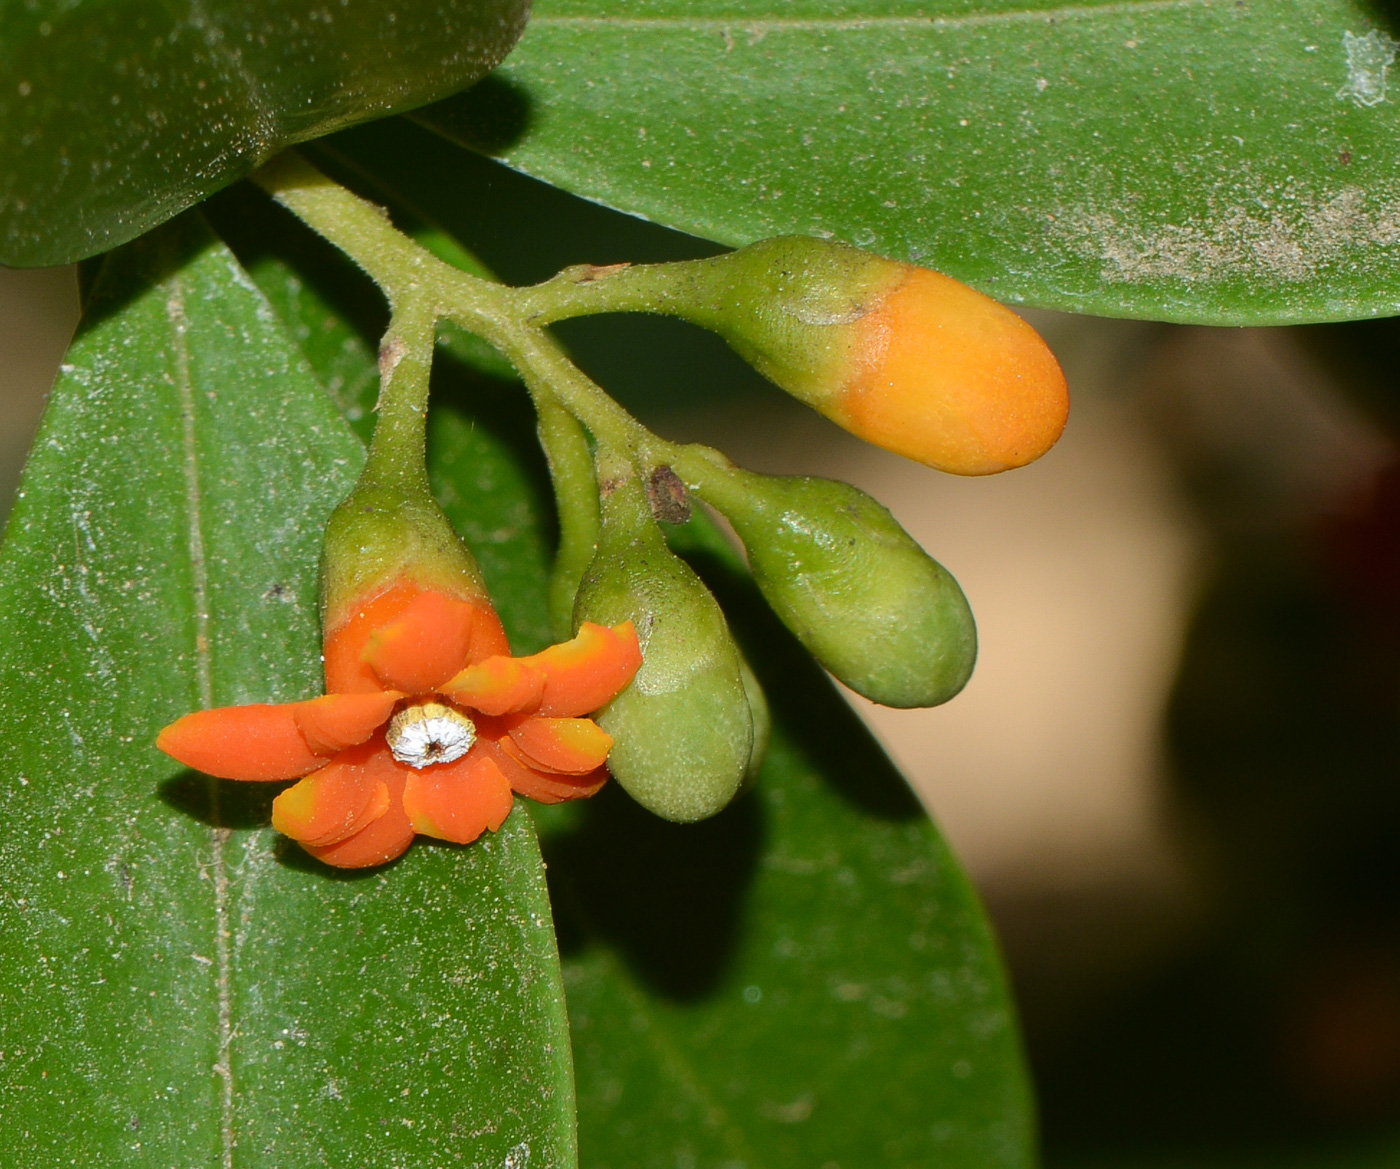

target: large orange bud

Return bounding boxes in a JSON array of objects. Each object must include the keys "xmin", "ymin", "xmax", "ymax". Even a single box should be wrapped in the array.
[
  {"xmin": 539, "ymin": 236, "xmax": 1068, "ymax": 476},
  {"xmin": 832, "ymin": 264, "xmax": 1067, "ymax": 474}
]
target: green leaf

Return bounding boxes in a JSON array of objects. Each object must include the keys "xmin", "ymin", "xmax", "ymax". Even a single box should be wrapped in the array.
[
  {"xmin": 417, "ymin": 0, "xmax": 1400, "ymax": 325},
  {"xmin": 0, "ymin": 215, "xmax": 575, "ymax": 1166},
  {"xmin": 223, "ymin": 164, "xmax": 1035, "ymax": 1167},
  {"xmin": 0, "ymin": 0, "xmax": 528, "ymax": 268}
]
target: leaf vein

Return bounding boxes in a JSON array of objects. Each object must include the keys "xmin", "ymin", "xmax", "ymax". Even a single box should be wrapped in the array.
[
  {"xmin": 531, "ymin": 0, "xmax": 1206, "ymax": 34},
  {"xmin": 167, "ymin": 270, "xmax": 236, "ymax": 1169}
]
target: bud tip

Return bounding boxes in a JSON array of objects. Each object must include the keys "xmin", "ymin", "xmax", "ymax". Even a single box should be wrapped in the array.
[{"xmin": 839, "ymin": 267, "xmax": 1068, "ymax": 475}]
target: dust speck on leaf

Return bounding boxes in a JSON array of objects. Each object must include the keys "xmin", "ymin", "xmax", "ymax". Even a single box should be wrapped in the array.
[
  {"xmin": 1058, "ymin": 183, "xmax": 1400, "ymax": 286},
  {"xmin": 1338, "ymin": 29, "xmax": 1398, "ymax": 108},
  {"xmin": 759, "ymin": 1093, "xmax": 814, "ymax": 1123}
]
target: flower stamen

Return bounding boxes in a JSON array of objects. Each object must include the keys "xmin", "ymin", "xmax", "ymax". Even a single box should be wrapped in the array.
[{"xmin": 386, "ymin": 700, "xmax": 477, "ymax": 769}]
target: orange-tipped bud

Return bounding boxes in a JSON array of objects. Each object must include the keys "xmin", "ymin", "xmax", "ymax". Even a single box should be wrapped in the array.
[
  {"xmin": 834, "ymin": 266, "xmax": 1067, "ymax": 475},
  {"xmin": 697, "ymin": 238, "xmax": 1067, "ymax": 475},
  {"xmin": 568, "ymin": 236, "xmax": 1067, "ymax": 475}
]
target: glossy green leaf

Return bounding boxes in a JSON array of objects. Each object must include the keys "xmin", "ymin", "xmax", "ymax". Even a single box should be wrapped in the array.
[
  {"xmin": 0, "ymin": 216, "xmax": 574, "ymax": 1166},
  {"xmin": 0, "ymin": 0, "xmax": 528, "ymax": 268},
  {"xmin": 220, "ymin": 164, "xmax": 1035, "ymax": 1167},
  {"xmin": 418, "ymin": 0, "xmax": 1400, "ymax": 325}
]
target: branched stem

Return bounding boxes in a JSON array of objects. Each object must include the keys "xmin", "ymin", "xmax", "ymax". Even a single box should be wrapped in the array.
[{"xmin": 252, "ymin": 150, "xmax": 748, "ymax": 518}]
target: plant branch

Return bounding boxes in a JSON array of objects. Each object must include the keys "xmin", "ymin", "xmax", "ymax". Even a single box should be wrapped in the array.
[{"xmin": 253, "ymin": 149, "xmax": 753, "ymax": 507}]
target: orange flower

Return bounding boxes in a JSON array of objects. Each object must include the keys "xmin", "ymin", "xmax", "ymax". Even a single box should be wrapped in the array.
[{"xmin": 158, "ymin": 577, "xmax": 642, "ymax": 868}]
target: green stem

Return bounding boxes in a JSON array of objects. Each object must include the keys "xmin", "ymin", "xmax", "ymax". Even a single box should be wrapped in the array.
[
  {"xmin": 513, "ymin": 260, "xmax": 706, "ymax": 325},
  {"xmin": 253, "ymin": 152, "xmax": 502, "ymax": 322},
  {"xmin": 253, "ymin": 150, "xmax": 755, "ymax": 511},
  {"xmin": 537, "ymin": 395, "xmax": 601, "ymax": 640},
  {"xmin": 486, "ymin": 321, "xmax": 657, "ymax": 459},
  {"xmin": 362, "ymin": 305, "xmax": 437, "ymax": 493}
]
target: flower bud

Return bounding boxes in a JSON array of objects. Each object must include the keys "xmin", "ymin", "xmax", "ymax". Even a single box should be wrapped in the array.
[
  {"xmin": 573, "ymin": 467, "xmax": 753, "ymax": 822},
  {"xmin": 575, "ymin": 237, "xmax": 1067, "ymax": 475},
  {"xmin": 693, "ymin": 465, "xmax": 976, "ymax": 708}
]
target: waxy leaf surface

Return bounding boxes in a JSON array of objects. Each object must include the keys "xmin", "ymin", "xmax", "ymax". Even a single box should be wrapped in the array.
[
  {"xmin": 223, "ymin": 153, "xmax": 1035, "ymax": 1168},
  {"xmin": 418, "ymin": 0, "xmax": 1400, "ymax": 324},
  {"xmin": 0, "ymin": 0, "xmax": 527, "ymax": 266},
  {"xmin": 0, "ymin": 217, "xmax": 575, "ymax": 1167}
]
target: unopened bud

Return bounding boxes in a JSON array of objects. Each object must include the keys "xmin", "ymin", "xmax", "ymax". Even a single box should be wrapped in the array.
[
  {"xmin": 569, "ymin": 237, "xmax": 1067, "ymax": 475},
  {"xmin": 693, "ymin": 465, "xmax": 976, "ymax": 708},
  {"xmin": 574, "ymin": 468, "xmax": 753, "ymax": 821}
]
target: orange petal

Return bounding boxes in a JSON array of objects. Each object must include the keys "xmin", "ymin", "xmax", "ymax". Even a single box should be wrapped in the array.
[
  {"xmin": 401, "ymin": 746, "xmax": 514, "ymax": 844},
  {"xmin": 442, "ymin": 656, "xmax": 545, "ymax": 716},
  {"xmin": 157, "ymin": 704, "xmax": 324, "ymax": 781},
  {"xmin": 302, "ymin": 765, "xmax": 416, "ymax": 869},
  {"xmin": 466, "ymin": 605, "xmax": 511, "ymax": 664},
  {"xmin": 271, "ymin": 745, "xmax": 393, "ymax": 848},
  {"xmin": 362, "ymin": 588, "xmax": 484, "ymax": 693},
  {"xmin": 293, "ymin": 691, "xmax": 402, "ymax": 755},
  {"xmin": 527, "ymin": 622, "xmax": 643, "ymax": 717},
  {"xmin": 489, "ymin": 739, "xmax": 609, "ymax": 804},
  {"xmin": 507, "ymin": 716, "xmax": 613, "ymax": 775},
  {"xmin": 323, "ymin": 581, "xmax": 422, "ymax": 694}
]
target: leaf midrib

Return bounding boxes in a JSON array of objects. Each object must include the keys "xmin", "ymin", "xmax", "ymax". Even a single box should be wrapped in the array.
[
  {"xmin": 530, "ymin": 0, "xmax": 1205, "ymax": 34},
  {"xmin": 166, "ymin": 262, "xmax": 236, "ymax": 1169}
]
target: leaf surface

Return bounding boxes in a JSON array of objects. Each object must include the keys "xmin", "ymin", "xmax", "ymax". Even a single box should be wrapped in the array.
[
  {"xmin": 223, "ymin": 157, "xmax": 1036, "ymax": 1168},
  {"xmin": 0, "ymin": 216, "xmax": 574, "ymax": 1167},
  {"xmin": 418, "ymin": 0, "xmax": 1400, "ymax": 324},
  {"xmin": 0, "ymin": 0, "xmax": 527, "ymax": 266}
]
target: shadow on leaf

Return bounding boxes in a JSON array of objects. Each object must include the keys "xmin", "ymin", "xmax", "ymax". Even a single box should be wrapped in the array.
[
  {"xmin": 540, "ymin": 514, "xmax": 925, "ymax": 1003},
  {"xmin": 158, "ymin": 769, "xmax": 281, "ymax": 830},
  {"xmin": 272, "ymin": 833, "xmax": 403, "ymax": 880},
  {"xmin": 74, "ymin": 213, "xmax": 212, "ymax": 338},
  {"xmin": 410, "ymin": 73, "xmax": 535, "ymax": 156},
  {"xmin": 543, "ymin": 781, "xmax": 765, "ymax": 1002}
]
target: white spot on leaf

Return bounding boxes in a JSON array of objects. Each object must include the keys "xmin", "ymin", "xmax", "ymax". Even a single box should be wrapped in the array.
[{"xmin": 1339, "ymin": 29, "xmax": 1398, "ymax": 108}]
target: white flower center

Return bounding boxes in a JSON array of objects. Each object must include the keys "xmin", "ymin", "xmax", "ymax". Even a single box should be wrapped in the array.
[{"xmin": 385, "ymin": 701, "xmax": 477, "ymax": 769}]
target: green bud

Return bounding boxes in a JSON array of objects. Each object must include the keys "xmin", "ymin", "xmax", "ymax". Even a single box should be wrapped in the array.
[
  {"xmin": 693, "ymin": 466, "xmax": 976, "ymax": 708},
  {"xmin": 574, "ymin": 466, "xmax": 752, "ymax": 822}
]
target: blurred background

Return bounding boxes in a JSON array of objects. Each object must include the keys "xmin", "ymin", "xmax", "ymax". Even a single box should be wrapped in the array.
[{"xmin": 7, "ymin": 141, "xmax": 1400, "ymax": 1166}]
